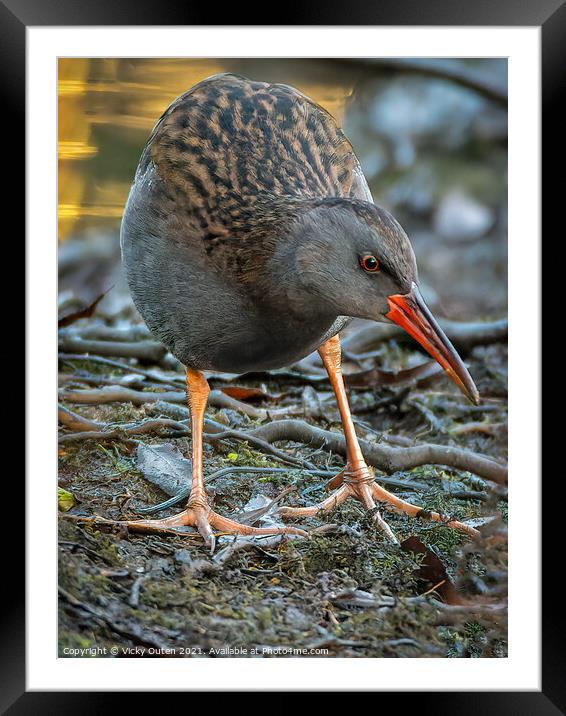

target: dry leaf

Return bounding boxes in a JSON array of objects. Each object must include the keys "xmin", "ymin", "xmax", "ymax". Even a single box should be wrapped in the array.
[
  {"xmin": 58, "ymin": 487, "xmax": 76, "ymax": 512},
  {"xmin": 401, "ymin": 535, "xmax": 464, "ymax": 605},
  {"xmin": 218, "ymin": 385, "xmax": 282, "ymax": 402},
  {"xmin": 136, "ymin": 443, "xmax": 191, "ymax": 496},
  {"xmin": 58, "ymin": 286, "xmax": 112, "ymax": 327}
]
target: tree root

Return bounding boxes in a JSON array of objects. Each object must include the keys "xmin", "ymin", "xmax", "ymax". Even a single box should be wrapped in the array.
[
  {"xmin": 244, "ymin": 419, "xmax": 507, "ymax": 484},
  {"xmin": 58, "ymin": 332, "xmax": 167, "ymax": 362},
  {"xmin": 59, "ymin": 385, "xmax": 295, "ymax": 420},
  {"xmin": 341, "ymin": 318, "xmax": 507, "ymax": 356},
  {"xmin": 59, "ymin": 406, "xmax": 506, "ymax": 484}
]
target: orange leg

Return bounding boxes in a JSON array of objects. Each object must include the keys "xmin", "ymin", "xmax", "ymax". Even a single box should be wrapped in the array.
[
  {"xmin": 278, "ymin": 335, "xmax": 479, "ymax": 542},
  {"xmin": 115, "ymin": 368, "xmax": 306, "ymax": 551}
]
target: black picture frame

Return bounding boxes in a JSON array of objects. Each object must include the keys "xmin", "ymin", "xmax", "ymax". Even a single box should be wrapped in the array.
[{"xmin": 11, "ymin": 0, "xmax": 556, "ymax": 711}]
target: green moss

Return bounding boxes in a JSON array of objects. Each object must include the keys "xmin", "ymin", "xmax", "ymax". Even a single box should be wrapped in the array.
[
  {"xmin": 220, "ymin": 442, "xmax": 280, "ymax": 469},
  {"xmin": 98, "ymin": 443, "xmax": 141, "ymax": 477},
  {"xmin": 57, "ymin": 333, "xmax": 507, "ymax": 658}
]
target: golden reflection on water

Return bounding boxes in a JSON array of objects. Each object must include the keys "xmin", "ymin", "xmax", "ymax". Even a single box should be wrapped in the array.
[{"xmin": 58, "ymin": 59, "xmax": 354, "ymax": 241}]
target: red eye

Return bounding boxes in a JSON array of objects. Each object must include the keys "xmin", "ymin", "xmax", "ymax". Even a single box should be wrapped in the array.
[{"xmin": 361, "ymin": 255, "xmax": 380, "ymax": 272}]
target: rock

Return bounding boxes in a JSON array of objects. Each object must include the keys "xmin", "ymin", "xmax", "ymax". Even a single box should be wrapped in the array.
[
  {"xmin": 367, "ymin": 79, "xmax": 484, "ymax": 160},
  {"xmin": 284, "ymin": 606, "xmax": 311, "ymax": 631},
  {"xmin": 174, "ymin": 549, "xmax": 193, "ymax": 566},
  {"xmin": 150, "ymin": 557, "xmax": 172, "ymax": 574},
  {"xmin": 434, "ymin": 190, "xmax": 495, "ymax": 241}
]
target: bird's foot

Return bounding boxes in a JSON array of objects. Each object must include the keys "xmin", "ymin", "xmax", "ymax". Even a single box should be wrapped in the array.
[
  {"xmin": 277, "ymin": 463, "xmax": 479, "ymax": 543},
  {"xmin": 111, "ymin": 503, "xmax": 307, "ymax": 554}
]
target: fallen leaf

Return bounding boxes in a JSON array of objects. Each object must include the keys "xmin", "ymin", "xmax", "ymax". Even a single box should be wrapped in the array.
[
  {"xmin": 136, "ymin": 443, "xmax": 191, "ymax": 497},
  {"xmin": 58, "ymin": 487, "xmax": 76, "ymax": 512},
  {"xmin": 57, "ymin": 286, "xmax": 112, "ymax": 327},
  {"xmin": 217, "ymin": 386, "xmax": 282, "ymax": 402},
  {"xmin": 234, "ymin": 488, "xmax": 294, "ymax": 527},
  {"xmin": 401, "ymin": 536, "xmax": 464, "ymax": 605}
]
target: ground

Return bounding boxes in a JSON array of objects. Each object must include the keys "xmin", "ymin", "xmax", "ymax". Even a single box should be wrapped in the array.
[{"xmin": 58, "ymin": 337, "xmax": 507, "ymax": 659}]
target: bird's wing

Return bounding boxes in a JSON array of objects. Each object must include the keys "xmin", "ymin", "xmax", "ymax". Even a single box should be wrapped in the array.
[
  {"xmin": 349, "ymin": 162, "xmax": 374, "ymax": 203},
  {"xmin": 142, "ymin": 73, "xmax": 373, "ymax": 213}
]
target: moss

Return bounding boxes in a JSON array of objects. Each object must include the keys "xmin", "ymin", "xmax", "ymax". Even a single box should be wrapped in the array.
[
  {"xmin": 425, "ymin": 524, "xmax": 466, "ymax": 552},
  {"xmin": 440, "ymin": 621, "xmax": 489, "ymax": 658},
  {"xmin": 57, "ymin": 338, "xmax": 507, "ymax": 658},
  {"xmin": 140, "ymin": 578, "xmax": 199, "ymax": 608},
  {"xmin": 220, "ymin": 442, "xmax": 280, "ymax": 469}
]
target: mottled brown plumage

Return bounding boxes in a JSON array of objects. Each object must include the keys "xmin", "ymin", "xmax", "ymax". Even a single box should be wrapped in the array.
[
  {"xmin": 143, "ymin": 73, "xmax": 366, "ymax": 206},
  {"xmin": 135, "ymin": 74, "xmax": 383, "ymax": 283}
]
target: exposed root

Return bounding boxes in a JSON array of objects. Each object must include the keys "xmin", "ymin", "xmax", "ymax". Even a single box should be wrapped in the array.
[
  {"xmin": 59, "ymin": 385, "xmax": 295, "ymax": 420},
  {"xmin": 247, "ymin": 419, "xmax": 507, "ymax": 483}
]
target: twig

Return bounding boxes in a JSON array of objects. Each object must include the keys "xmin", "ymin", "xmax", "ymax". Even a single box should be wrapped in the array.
[
  {"xmin": 57, "ymin": 406, "xmax": 314, "ymax": 469},
  {"xmin": 58, "ymin": 385, "xmax": 294, "ymax": 420},
  {"xmin": 58, "ymin": 417, "xmax": 187, "ymax": 444},
  {"xmin": 408, "ymin": 397, "xmax": 448, "ymax": 434},
  {"xmin": 58, "ymin": 331, "xmax": 167, "ymax": 362},
  {"xmin": 59, "ymin": 407, "xmax": 506, "ymax": 482},
  {"xmin": 58, "ymin": 288, "xmax": 112, "ymax": 328},
  {"xmin": 345, "ymin": 361, "xmax": 443, "ymax": 389},
  {"xmin": 450, "ymin": 421, "xmax": 505, "ymax": 436},
  {"xmin": 406, "ymin": 597, "xmax": 508, "ymax": 626},
  {"xmin": 244, "ymin": 419, "xmax": 507, "ymax": 483},
  {"xmin": 128, "ymin": 574, "xmax": 149, "ymax": 608},
  {"xmin": 341, "ymin": 319, "xmax": 507, "ymax": 356},
  {"xmin": 58, "ymin": 405, "xmax": 102, "ymax": 431},
  {"xmin": 213, "ymin": 533, "xmax": 305, "ymax": 566},
  {"xmin": 136, "ymin": 465, "xmax": 435, "ymax": 515},
  {"xmin": 60, "ymin": 353, "xmax": 186, "ymax": 388},
  {"xmin": 58, "ymin": 586, "xmax": 172, "ymax": 649},
  {"xmin": 70, "ymin": 324, "xmax": 151, "ymax": 342},
  {"xmin": 328, "ymin": 58, "xmax": 507, "ymax": 107},
  {"xmin": 203, "ymin": 420, "xmax": 317, "ymax": 469},
  {"xmin": 434, "ymin": 399, "xmax": 505, "ymax": 415},
  {"xmin": 379, "ymin": 58, "xmax": 507, "ymax": 107},
  {"xmin": 327, "ymin": 587, "xmax": 507, "ymax": 626},
  {"xmin": 136, "ymin": 466, "xmax": 328, "ymax": 514}
]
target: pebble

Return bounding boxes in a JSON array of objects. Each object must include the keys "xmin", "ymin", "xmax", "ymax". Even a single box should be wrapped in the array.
[{"xmin": 434, "ymin": 190, "xmax": 495, "ymax": 241}]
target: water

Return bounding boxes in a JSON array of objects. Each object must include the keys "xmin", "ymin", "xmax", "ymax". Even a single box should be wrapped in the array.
[
  {"xmin": 58, "ymin": 58, "xmax": 355, "ymax": 242},
  {"xmin": 58, "ymin": 58, "xmax": 507, "ymax": 317}
]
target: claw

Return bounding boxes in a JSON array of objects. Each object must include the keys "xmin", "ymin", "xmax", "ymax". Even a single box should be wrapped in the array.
[
  {"xmin": 193, "ymin": 509, "xmax": 216, "ymax": 554},
  {"xmin": 368, "ymin": 507, "xmax": 399, "ymax": 544}
]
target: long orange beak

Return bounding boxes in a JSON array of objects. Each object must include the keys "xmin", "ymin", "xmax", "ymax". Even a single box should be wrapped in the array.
[{"xmin": 386, "ymin": 283, "xmax": 480, "ymax": 405}]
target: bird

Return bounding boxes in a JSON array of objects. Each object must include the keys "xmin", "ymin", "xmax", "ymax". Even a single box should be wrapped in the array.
[{"xmin": 120, "ymin": 73, "xmax": 480, "ymax": 550}]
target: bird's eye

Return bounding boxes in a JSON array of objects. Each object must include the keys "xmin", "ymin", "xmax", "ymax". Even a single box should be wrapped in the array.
[{"xmin": 361, "ymin": 255, "xmax": 380, "ymax": 273}]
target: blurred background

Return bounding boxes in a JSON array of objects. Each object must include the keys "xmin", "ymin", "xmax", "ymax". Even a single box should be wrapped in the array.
[{"xmin": 58, "ymin": 58, "xmax": 507, "ymax": 322}]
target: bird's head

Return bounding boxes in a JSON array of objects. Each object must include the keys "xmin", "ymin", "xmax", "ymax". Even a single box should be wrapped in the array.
[{"xmin": 282, "ymin": 199, "xmax": 479, "ymax": 404}]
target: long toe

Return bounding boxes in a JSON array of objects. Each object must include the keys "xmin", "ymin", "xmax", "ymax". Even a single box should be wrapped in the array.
[
  {"xmin": 370, "ymin": 481, "xmax": 480, "ymax": 539},
  {"xmin": 209, "ymin": 511, "xmax": 308, "ymax": 538},
  {"xmin": 278, "ymin": 484, "xmax": 351, "ymax": 519},
  {"xmin": 277, "ymin": 466, "xmax": 479, "ymax": 543},
  {"xmin": 190, "ymin": 507, "xmax": 216, "ymax": 554},
  {"xmin": 354, "ymin": 482, "xmax": 399, "ymax": 544},
  {"xmin": 100, "ymin": 511, "xmax": 192, "ymax": 536},
  {"xmin": 94, "ymin": 506, "xmax": 307, "ymax": 545}
]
